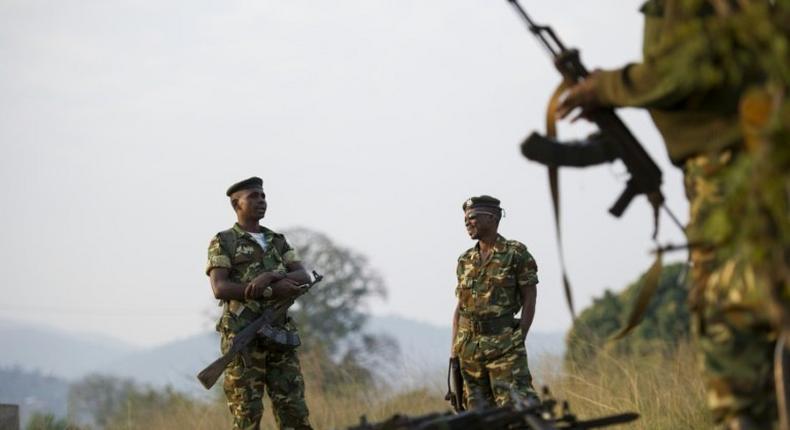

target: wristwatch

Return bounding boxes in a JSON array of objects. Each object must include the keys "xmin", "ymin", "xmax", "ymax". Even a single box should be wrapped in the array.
[{"xmin": 262, "ymin": 286, "xmax": 273, "ymax": 298}]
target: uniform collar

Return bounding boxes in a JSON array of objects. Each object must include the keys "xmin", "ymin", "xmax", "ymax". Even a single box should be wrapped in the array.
[
  {"xmin": 475, "ymin": 234, "xmax": 508, "ymax": 254},
  {"xmin": 232, "ymin": 223, "xmax": 271, "ymax": 239}
]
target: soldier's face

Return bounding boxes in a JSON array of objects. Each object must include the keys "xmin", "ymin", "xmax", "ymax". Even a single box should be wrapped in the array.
[
  {"xmin": 464, "ymin": 210, "xmax": 496, "ymax": 239},
  {"xmin": 234, "ymin": 188, "xmax": 267, "ymax": 220}
]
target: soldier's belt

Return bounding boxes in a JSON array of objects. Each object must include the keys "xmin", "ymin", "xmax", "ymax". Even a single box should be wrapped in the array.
[{"xmin": 458, "ymin": 314, "xmax": 517, "ymax": 335}]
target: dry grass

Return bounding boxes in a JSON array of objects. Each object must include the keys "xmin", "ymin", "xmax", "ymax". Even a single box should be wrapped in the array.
[
  {"xmin": 103, "ymin": 343, "xmax": 711, "ymax": 430},
  {"xmin": 534, "ymin": 342, "xmax": 711, "ymax": 430}
]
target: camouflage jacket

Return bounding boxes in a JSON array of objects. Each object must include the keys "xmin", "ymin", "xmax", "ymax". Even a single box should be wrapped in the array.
[
  {"xmin": 206, "ymin": 223, "xmax": 300, "ymax": 333},
  {"xmin": 594, "ymin": 0, "xmax": 751, "ymax": 164},
  {"xmin": 454, "ymin": 235, "xmax": 538, "ymax": 360},
  {"xmin": 455, "ymin": 235, "xmax": 538, "ymax": 321}
]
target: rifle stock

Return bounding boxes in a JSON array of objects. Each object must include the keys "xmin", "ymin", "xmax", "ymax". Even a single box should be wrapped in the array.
[{"xmin": 197, "ymin": 353, "xmax": 235, "ymax": 389}]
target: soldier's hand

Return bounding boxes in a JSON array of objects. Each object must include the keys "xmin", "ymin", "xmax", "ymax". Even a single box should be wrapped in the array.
[
  {"xmin": 557, "ymin": 70, "xmax": 603, "ymax": 121},
  {"xmin": 271, "ymin": 278, "xmax": 303, "ymax": 298},
  {"xmin": 244, "ymin": 272, "xmax": 285, "ymax": 299},
  {"xmin": 250, "ymin": 271, "xmax": 284, "ymax": 289}
]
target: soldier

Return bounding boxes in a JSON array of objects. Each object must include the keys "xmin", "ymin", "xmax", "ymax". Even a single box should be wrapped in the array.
[
  {"xmin": 450, "ymin": 195, "xmax": 540, "ymax": 409},
  {"xmin": 206, "ymin": 177, "xmax": 313, "ymax": 430},
  {"xmin": 555, "ymin": 1, "xmax": 787, "ymax": 428}
]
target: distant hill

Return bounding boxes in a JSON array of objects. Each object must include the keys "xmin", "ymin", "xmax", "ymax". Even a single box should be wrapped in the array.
[
  {"xmin": 98, "ymin": 332, "xmax": 218, "ymax": 396},
  {"xmin": 0, "ymin": 316, "xmax": 565, "ymax": 396},
  {"xmin": 0, "ymin": 319, "xmax": 136, "ymax": 379}
]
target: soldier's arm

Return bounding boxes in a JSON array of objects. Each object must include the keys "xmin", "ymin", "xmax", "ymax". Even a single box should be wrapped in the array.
[
  {"xmin": 283, "ymin": 261, "xmax": 311, "ymax": 285},
  {"xmin": 209, "ymin": 268, "xmax": 247, "ymax": 301},
  {"xmin": 519, "ymin": 284, "xmax": 537, "ymax": 342},
  {"xmin": 517, "ymin": 250, "xmax": 539, "ymax": 341},
  {"xmin": 264, "ymin": 237, "xmax": 311, "ymax": 298},
  {"xmin": 262, "ymin": 262, "xmax": 311, "ymax": 299},
  {"xmin": 594, "ymin": 60, "xmax": 694, "ymax": 109},
  {"xmin": 206, "ymin": 235, "xmax": 248, "ymax": 301},
  {"xmin": 450, "ymin": 302, "xmax": 460, "ymax": 358},
  {"xmin": 276, "ymin": 236, "xmax": 311, "ymax": 286}
]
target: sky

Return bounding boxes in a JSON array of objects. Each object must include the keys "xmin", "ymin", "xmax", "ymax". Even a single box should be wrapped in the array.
[{"xmin": 0, "ymin": 0, "xmax": 689, "ymax": 348}]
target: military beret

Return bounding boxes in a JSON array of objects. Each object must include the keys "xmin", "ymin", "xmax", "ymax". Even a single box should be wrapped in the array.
[
  {"xmin": 462, "ymin": 195, "xmax": 502, "ymax": 211},
  {"xmin": 226, "ymin": 177, "xmax": 263, "ymax": 196}
]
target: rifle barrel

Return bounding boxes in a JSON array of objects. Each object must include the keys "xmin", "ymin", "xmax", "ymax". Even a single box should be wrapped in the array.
[{"xmin": 507, "ymin": 0, "xmax": 563, "ymax": 57}]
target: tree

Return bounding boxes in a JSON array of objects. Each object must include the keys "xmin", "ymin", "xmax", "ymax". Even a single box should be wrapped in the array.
[
  {"xmin": 283, "ymin": 228, "xmax": 398, "ymax": 387},
  {"xmin": 67, "ymin": 374, "xmax": 135, "ymax": 428},
  {"xmin": 566, "ymin": 262, "xmax": 690, "ymax": 364}
]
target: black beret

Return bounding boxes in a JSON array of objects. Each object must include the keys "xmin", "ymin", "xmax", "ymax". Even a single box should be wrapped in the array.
[
  {"xmin": 462, "ymin": 195, "xmax": 502, "ymax": 211},
  {"xmin": 226, "ymin": 177, "xmax": 263, "ymax": 196}
]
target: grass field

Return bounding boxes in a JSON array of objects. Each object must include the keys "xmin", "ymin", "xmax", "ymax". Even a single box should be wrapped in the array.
[{"xmin": 84, "ymin": 342, "xmax": 711, "ymax": 430}]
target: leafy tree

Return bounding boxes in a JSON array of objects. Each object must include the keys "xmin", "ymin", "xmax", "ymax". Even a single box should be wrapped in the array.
[
  {"xmin": 283, "ymin": 228, "xmax": 398, "ymax": 388},
  {"xmin": 67, "ymin": 374, "xmax": 135, "ymax": 428},
  {"xmin": 284, "ymin": 228, "xmax": 386, "ymax": 352},
  {"xmin": 566, "ymin": 262, "xmax": 690, "ymax": 364},
  {"xmin": 67, "ymin": 375, "xmax": 198, "ymax": 430}
]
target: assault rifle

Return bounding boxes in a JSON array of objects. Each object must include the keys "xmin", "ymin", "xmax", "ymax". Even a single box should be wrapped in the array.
[
  {"xmin": 346, "ymin": 387, "xmax": 638, "ymax": 430},
  {"xmin": 196, "ymin": 271, "xmax": 323, "ymax": 389},
  {"xmin": 507, "ymin": 0, "xmax": 665, "ymax": 219},
  {"xmin": 444, "ymin": 357, "xmax": 466, "ymax": 413}
]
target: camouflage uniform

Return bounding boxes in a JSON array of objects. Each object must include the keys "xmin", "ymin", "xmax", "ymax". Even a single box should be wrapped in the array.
[
  {"xmin": 592, "ymin": 0, "xmax": 783, "ymax": 426},
  {"xmin": 206, "ymin": 223, "xmax": 312, "ymax": 430},
  {"xmin": 453, "ymin": 234, "xmax": 539, "ymax": 409}
]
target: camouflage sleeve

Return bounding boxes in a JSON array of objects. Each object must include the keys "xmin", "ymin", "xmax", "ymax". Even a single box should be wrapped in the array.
[
  {"xmin": 516, "ymin": 248, "xmax": 539, "ymax": 288},
  {"xmin": 454, "ymin": 257, "xmax": 465, "ymax": 298},
  {"xmin": 594, "ymin": 4, "xmax": 696, "ymax": 109},
  {"xmin": 205, "ymin": 235, "xmax": 231, "ymax": 276},
  {"xmin": 279, "ymin": 236, "xmax": 301, "ymax": 265},
  {"xmin": 595, "ymin": 62, "xmax": 692, "ymax": 110}
]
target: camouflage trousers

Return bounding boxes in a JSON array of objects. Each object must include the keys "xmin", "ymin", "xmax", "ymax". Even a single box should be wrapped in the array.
[
  {"xmin": 455, "ymin": 326, "xmax": 538, "ymax": 409},
  {"xmin": 221, "ymin": 334, "xmax": 312, "ymax": 430},
  {"xmin": 685, "ymin": 151, "xmax": 779, "ymax": 429}
]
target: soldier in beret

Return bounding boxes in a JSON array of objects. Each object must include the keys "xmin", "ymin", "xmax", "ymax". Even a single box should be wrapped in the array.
[
  {"xmin": 450, "ymin": 195, "xmax": 540, "ymax": 409},
  {"xmin": 206, "ymin": 177, "xmax": 313, "ymax": 430}
]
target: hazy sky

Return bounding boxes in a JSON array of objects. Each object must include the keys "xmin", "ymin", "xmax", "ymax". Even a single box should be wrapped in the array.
[{"xmin": 0, "ymin": 0, "xmax": 688, "ymax": 348}]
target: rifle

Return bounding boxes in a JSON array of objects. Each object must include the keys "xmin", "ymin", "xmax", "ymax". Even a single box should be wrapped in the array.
[
  {"xmin": 444, "ymin": 357, "xmax": 466, "ymax": 412},
  {"xmin": 507, "ymin": 0, "xmax": 666, "ymax": 220},
  {"xmin": 196, "ymin": 270, "xmax": 323, "ymax": 389},
  {"xmin": 346, "ymin": 386, "xmax": 638, "ymax": 430},
  {"xmin": 506, "ymin": 0, "xmax": 686, "ymax": 325}
]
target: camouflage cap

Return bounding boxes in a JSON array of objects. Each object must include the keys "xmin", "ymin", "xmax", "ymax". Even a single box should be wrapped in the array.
[
  {"xmin": 226, "ymin": 177, "xmax": 263, "ymax": 196},
  {"xmin": 462, "ymin": 195, "xmax": 502, "ymax": 212}
]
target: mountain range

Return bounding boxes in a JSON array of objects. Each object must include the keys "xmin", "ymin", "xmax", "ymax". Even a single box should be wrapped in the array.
[{"xmin": 0, "ymin": 316, "xmax": 565, "ymax": 424}]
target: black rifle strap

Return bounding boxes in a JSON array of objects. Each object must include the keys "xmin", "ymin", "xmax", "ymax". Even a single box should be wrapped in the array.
[
  {"xmin": 218, "ymin": 229, "xmax": 236, "ymax": 261},
  {"xmin": 545, "ymin": 80, "xmax": 576, "ymax": 320}
]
